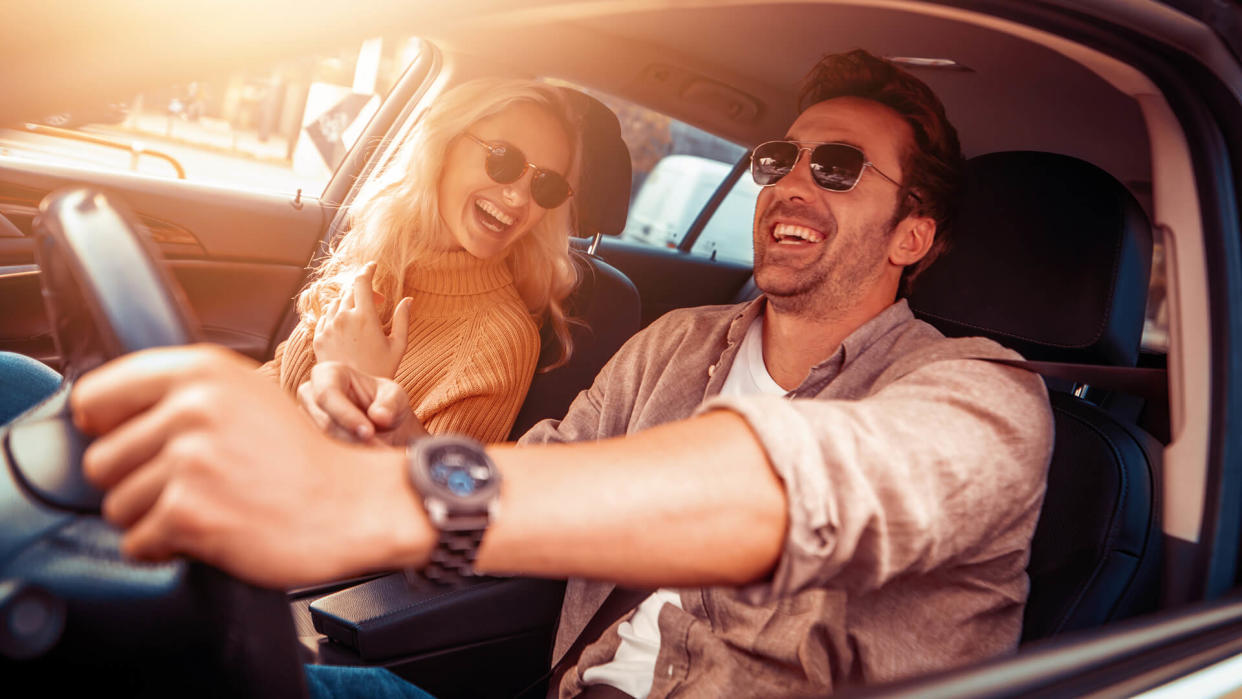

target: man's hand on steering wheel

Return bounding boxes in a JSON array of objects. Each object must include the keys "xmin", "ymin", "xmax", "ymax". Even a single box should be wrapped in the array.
[{"xmin": 71, "ymin": 345, "xmax": 434, "ymax": 589}]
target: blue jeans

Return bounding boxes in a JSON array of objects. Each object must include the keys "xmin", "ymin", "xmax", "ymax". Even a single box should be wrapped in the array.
[
  {"xmin": 0, "ymin": 356, "xmax": 439, "ymax": 698},
  {"xmin": 305, "ymin": 665, "xmax": 436, "ymax": 699},
  {"xmin": 0, "ymin": 351, "xmax": 62, "ymax": 424},
  {"xmin": 0, "ymin": 358, "xmax": 436, "ymax": 699}
]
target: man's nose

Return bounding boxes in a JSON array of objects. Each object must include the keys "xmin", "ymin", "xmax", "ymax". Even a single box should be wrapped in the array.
[{"xmin": 774, "ymin": 149, "xmax": 818, "ymax": 199}]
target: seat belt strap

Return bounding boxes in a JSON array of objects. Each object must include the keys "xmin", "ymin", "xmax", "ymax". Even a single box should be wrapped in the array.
[{"xmin": 517, "ymin": 586, "xmax": 651, "ymax": 699}]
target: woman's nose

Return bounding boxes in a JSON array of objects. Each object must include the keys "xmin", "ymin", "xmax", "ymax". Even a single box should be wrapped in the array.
[
  {"xmin": 502, "ymin": 184, "xmax": 526, "ymax": 207},
  {"xmin": 502, "ymin": 167, "xmax": 534, "ymax": 206}
]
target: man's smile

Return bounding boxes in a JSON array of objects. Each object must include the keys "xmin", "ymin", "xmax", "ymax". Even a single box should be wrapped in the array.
[
  {"xmin": 771, "ymin": 222, "xmax": 826, "ymax": 244},
  {"xmin": 757, "ymin": 199, "xmax": 837, "ymax": 256}
]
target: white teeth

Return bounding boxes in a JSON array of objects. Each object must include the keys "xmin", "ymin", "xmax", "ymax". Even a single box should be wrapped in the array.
[
  {"xmin": 476, "ymin": 199, "xmax": 515, "ymax": 227},
  {"xmin": 773, "ymin": 223, "xmax": 824, "ymax": 243}
]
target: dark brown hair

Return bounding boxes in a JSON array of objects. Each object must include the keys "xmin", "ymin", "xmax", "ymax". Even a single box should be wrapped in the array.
[{"xmin": 798, "ymin": 49, "xmax": 964, "ymax": 296}]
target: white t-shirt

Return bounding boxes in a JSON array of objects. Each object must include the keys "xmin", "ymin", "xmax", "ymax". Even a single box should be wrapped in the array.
[
  {"xmin": 718, "ymin": 315, "xmax": 787, "ymax": 399},
  {"xmin": 581, "ymin": 315, "xmax": 786, "ymax": 698}
]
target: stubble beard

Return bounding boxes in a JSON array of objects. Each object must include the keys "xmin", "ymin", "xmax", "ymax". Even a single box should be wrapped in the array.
[{"xmin": 753, "ymin": 203, "xmax": 896, "ymax": 320}]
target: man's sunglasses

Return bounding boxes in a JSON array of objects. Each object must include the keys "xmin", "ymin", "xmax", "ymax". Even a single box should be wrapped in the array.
[
  {"xmin": 466, "ymin": 133, "xmax": 574, "ymax": 209},
  {"xmin": 750, "ymin": 140, "xmax": 918, "ymax": 200}
]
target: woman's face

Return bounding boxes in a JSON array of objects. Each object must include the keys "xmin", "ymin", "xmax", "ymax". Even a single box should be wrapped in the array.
[{"xmin": 437, "ymin": 102, "xmax": 572, "ymax": 260}]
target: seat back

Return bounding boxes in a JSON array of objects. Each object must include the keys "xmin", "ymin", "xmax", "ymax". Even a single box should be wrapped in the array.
[
  {"xmin": 908, "ymin": 151, "xmax": 1161, "ymax": 641},
  {"xmin": 508, "ymin": 89, "xmax": 640, "ymax": 439}
]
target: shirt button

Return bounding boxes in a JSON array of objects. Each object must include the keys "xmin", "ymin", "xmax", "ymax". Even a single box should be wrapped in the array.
[
  {"xmin": 708, "ymin": 364, "xmax": 716, "ymax": 377},
  {"xmin": 667, "ymin": 665, "xmax": 674, "ymax": 677}
]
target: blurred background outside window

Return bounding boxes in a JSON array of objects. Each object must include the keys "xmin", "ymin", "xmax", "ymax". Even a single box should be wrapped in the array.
[{"xmin": 0, "ymin": 37, "xmax": 423, "ymax": 197}]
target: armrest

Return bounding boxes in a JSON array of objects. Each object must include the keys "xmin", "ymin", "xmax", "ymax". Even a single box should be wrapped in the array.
[
  {"xmin": 287, "ymin": 572, "xmax": 389, "ymax": 600},
  {"xmin": 309, "ymin": 572, "xmax": 565, "ymax": 661}
]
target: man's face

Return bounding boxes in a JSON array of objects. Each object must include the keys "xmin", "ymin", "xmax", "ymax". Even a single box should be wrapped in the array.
[{"xmin": 752, "ymin": 97, "xmax": 915, "ymax": 317}]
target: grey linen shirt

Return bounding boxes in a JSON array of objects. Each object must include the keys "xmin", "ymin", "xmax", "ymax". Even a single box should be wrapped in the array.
[{"xmin": 519, "ymin": 297, "xmax": 1054, "ymax": 698}]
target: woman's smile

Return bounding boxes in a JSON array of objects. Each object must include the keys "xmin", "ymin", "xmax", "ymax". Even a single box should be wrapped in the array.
[{"xmin": 437, "ymin": 101, "xmax": 572, "ymax": 259}]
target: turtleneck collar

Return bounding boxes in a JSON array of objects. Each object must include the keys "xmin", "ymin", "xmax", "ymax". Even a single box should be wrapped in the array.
[{"xmin": 405, "ymin": 250, "xmax": 515, "ymax": 296}]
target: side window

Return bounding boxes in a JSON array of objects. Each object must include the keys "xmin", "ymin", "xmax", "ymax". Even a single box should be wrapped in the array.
[
  {"xmin": 0, "ymin": 37, "xmax": 422, "ymax": 197},
  {"xmin": 621, "ymin": 121, "xmax": 755, "ymax": 263},
  {"xmin": 552, "ymin": 84, "xmax": 755, "ymax": 262},
  {"xmin": 686, "ymin": 175, "xmax": 760, "ymax": 264}
]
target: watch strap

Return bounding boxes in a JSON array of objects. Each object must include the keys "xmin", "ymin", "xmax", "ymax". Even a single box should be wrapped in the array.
[
  {"xmin": 405, "ymin": 527, "xmax": 486, "ymax": 588},
  {"xmin": 404, "ymin": 435, "xmax": 500, "ymax": 588}
]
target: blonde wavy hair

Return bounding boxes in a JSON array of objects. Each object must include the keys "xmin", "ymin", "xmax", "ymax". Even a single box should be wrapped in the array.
[{"xmin": 296, "ymin": 79, "xmax": 581, "ymax": 368}]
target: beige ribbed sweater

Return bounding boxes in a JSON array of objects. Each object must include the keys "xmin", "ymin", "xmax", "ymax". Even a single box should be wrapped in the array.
[{"xmin": 259, "ymin": 251, "xmax": 540, "ymax": 444}]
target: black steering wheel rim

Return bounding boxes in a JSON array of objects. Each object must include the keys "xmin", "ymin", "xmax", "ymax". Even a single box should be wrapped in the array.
[
  {"xmin": 35, "ymin": 188, "xmax": 200, "ymax": 375},
  {"xmin": 0, "ymin": 188, "xmax": 306, "ymax": 696}
]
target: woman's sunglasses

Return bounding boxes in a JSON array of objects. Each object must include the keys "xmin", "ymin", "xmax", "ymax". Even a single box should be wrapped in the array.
[
  {"xmin": 750, "ymin": 140, "xmax": 918, "ymax": 201},
  {"xmin": 466, "ymin": 133, "xmax": 574, "ymax": 209}
]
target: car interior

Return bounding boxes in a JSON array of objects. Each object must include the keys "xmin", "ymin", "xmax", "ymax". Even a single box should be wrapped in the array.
[{"xmin": 1, "ymin": 1, "xmax": 1239, "ymax": 697}]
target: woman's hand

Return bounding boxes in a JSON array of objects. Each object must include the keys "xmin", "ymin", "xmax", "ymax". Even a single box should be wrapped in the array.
[
  {"xmin": 297, "ymin": 361, "xmax": 428, "ymax": 446},
  {"xmin": 312, "ymin": 262, "xmax": 413, "ymax": 379}
]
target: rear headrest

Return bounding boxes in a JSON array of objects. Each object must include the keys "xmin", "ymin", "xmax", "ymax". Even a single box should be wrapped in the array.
[
  {"xmin": 909, "ymin": 151, "xmax": 1152, "ymax": 367},
  {"xmin": 559, "ymin": 87, "xmax": 632, "ymax": 238}
]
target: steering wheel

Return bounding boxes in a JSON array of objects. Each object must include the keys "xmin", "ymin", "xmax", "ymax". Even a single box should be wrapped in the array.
[{"xmin": 0, "ymin": 189, "xmax": 306, "ymax": 696}]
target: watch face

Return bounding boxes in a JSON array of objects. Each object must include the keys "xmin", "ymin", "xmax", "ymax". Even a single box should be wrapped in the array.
[{"xmin": 427, "ymin": 443, "xmax": 495, "ymax": 497}]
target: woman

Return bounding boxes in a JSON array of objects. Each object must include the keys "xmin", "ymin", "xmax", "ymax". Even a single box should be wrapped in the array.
[
  {"xmin": 1, "ymin": 79, "xmax": 581, "ymax": 443},
  {"xmin": 260, "ymin": 78, "xmax": 580, "ymax": 445}
]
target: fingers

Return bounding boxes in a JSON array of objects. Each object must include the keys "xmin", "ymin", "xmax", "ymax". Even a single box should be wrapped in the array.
[
  {"xmin": 71, "ymin": 346, "xmax": 229, "ymax": 436},
  {"xmin": 317, "ymin": 297, "xmax": 341, "ymax": 341},
  {"xmin": 387, "ymin": 297, "xmax": 412, "ymax": 355},
  {"xmin": 302, "ymin": 364, "xmax": 379, "ymax": 441},
  {"xmin": 71, "ymin": 352, "xmax": 172, "ymax": 435},
  {"xmin": 322, "ymin": 387, "xmax": 376, "ymax": 441},
  {"xmin": 366, "ymin": 380, "xmax": 421, "ymax": 446},
  {"xmin": 297, "ymin": 381, "xmax": 335, "ymax": 431},
  {"xmin": 354, "ymin": 262, "xmax": 378, "ymax": 315},
  {"xmin": 120, "ymin": 498, "xmax": 181, "ymax": 562},
  {"xmin": 319, "ymin": 297, "xmax": 340, "ymax": 326},
  {"xmin": 297, "ymin": 380, "xmax": 364, "ymax": 442},
  {"xmin": 100, "ymin": 452, "xmax": 169, "ymax": 529},
  {"xmin": 339, "ymin": 275, "xmax": 356, "ymax": 311},
  {"xmin": 367, "ymin": 379, "xmax": 411, "ymax": 430},
  {"xmin": 82, "ymin": 396, "xmax": 183, "ymax": 490}
]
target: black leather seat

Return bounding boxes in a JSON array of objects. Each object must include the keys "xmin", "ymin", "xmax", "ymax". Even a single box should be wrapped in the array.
[
  {"xmin": 508, "ymin": 89, "xmax": 640, "ymax": 439},
  {"xmin": 908, "ymin": 151, "xmax": 1162, "ymax": 641}
]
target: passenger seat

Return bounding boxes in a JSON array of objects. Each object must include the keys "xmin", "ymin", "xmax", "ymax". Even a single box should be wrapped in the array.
[{"xmin": 507, "ymin": 88, "xmax": 640, "ymax": 439}]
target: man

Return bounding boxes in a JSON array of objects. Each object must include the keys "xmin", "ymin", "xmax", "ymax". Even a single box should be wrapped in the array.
[{"xmin": 73, "ymin": 50, "xmax": 1053, "ymax": 697}]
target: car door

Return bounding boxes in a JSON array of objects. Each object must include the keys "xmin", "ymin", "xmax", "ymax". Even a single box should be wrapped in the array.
[
  {"xmin": 0, "ymin": 42, "xmax": 437, "ymax": 371},
  {"xmin": 0, "ymin": 164, "xmax": 326, "ymax": 368}
]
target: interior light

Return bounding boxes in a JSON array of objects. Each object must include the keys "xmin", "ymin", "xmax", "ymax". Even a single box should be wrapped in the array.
[{"xmin": 886, "ymin": 56, "xmax": 973, "ymax": 72}]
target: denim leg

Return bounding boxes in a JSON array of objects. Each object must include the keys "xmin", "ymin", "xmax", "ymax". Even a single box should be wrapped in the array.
[
  {"xmin": 0, "ymin": 352, "xmax": 62, "ymax": 424},
  {"xmin": 304, "ymin": 665, "xmax": 437, "ymax": 699}
]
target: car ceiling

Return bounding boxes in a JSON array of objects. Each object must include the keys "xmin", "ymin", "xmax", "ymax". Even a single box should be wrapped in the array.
[
  {"xmin": 430, "ymin": 2, "xmax": 1152, "ymax": 199},
  {"xmin": 2, "ymin": 0, "xmax": 1154, "ymax": 199}
]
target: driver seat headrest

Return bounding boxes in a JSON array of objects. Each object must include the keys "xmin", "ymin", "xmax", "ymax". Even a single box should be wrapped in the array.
[
  {"xmin": 909, "ymin": 151, "xmax": 1153, "ymax": 367},
  {"xmin": 559, "ymin": 87, "xmax": 632, "ymax": 238}
]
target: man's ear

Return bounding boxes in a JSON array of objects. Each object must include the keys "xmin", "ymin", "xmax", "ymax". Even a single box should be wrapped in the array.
[{"xmin": 889, "ymin": 215, "xmax": 936, "ymax": 267}]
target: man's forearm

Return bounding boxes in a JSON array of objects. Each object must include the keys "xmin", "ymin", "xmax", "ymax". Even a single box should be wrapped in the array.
[
  {"xmin": 473, "ymin": 410, "xmax": 788, "ymax": 587},
  {"xmin": 73, "ymin": 346, "xmax": 787, "ymax": 590}
]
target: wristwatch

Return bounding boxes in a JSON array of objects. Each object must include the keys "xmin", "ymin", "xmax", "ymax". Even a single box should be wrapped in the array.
[{"xmin": 404, "ymin": 435, "xmax": 502, "ymax": 587}]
